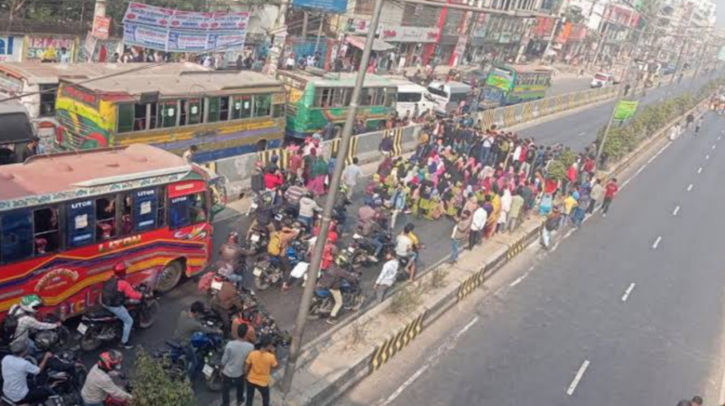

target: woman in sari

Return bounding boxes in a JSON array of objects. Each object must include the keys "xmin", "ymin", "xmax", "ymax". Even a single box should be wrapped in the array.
[{"xmin": 308, "ymin": 153, "xmax": 328, "ymax": 196}]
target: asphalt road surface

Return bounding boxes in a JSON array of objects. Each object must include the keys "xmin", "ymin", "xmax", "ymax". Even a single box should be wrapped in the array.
[
  {"xmin": 522, "ymin": 72, "xmax": 717, "ymax": 151},
  {"xmin": 98, "ymin": 71, "xmax": 721, "ymax": 404},
  {"xmin": 547, "ymin": 76, "xmax": 592, "ymax": 97},
  {"xmin": 338, "ymin": 113, "xmax": 725, "ymax": 406}
]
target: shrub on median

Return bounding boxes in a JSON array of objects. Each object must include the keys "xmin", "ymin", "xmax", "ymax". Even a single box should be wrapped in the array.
[{"xmin": 131, "ymin": 348, "xmax": 196, "ymax": 406}]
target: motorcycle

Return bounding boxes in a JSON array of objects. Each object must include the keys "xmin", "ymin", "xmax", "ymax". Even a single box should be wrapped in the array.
[
  {"xmin": 77, "ymin": 286, "xmax": 159, "ymax": 352},
  {"xmin": 348, "ymin": 229, "xmax": 395, "ymax": 269},
  {"xmin": 247, "ymin": 225, "xmax": 270, "ymax": 256},
  {"xmin": 253, "ymin": 239, "xmax": 308, "ymax": 291},
  {"xmin": 308, "ymin": 278, "xmax": 365, "ymax": 319}
]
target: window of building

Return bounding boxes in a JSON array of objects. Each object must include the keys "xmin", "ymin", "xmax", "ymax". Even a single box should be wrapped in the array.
[
  {"xmin": 0, "ymin": 210, "xmax": 33, "ymax": 263},
  {"xmin": 169, "ymin": 192, "xmax": 207, "ymax": 229},
  {"xmin": 39, "ymin": 85, "xmax": 57, "ymax": 117},
  {"xmin": 33, "ymin": 207, "xmax": 59, "ymax": 255},
  {"xmin": 95, "ymin": 196, "xmax": 116, "ymax": 241},
  {"xmin": 67, "ymin": 199, "xmax": 95, "ymax": 248}
]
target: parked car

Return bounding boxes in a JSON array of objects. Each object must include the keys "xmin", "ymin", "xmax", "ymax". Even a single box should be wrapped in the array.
[{"xmin": 590, "ymin": 72, "xmax": 615, "ymax": 88}]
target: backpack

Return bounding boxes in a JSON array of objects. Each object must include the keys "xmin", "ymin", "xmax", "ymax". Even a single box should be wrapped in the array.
[
  {"xmin": 102, "ymin": 277, "xmax": 124, "ymax": 307},
  {"xmin": 545, "ymin": 215, "xmax": 560, "ymax": 231},
  {"xmin": 267, "ymin": 232, "xmax": 282, "ymax": 256},
  {"xmin": 251, "ymin": 172, "xmax": 264, "ymax": 193},
  {"xmin": 0, "ymin": 308, "xmax": 20, "ymax": 344}
]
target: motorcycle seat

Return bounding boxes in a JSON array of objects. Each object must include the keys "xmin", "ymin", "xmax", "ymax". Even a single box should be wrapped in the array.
[
  {"xmin": 85, "ymin": 307, "xmax": 117, "ymax": 320},
  {"xmin": 315, "ymin": 288, "xmax": 331, "ymax": 298}
]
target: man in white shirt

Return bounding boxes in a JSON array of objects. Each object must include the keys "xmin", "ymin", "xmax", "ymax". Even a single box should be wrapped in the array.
[
  {"xmin": 2, "ymin": 340, "xmax": 52, "ymax": 404},
  {"xmin": 470, "ymin": 205, "xmax": 487, "ymax": 249},
  {"xmin": 342, "ymin": 157, "xmax": 363, "ymax": 199},
  {"xmin": 374, "ymin": 252, "xmax": 398, "ymax": 303}
]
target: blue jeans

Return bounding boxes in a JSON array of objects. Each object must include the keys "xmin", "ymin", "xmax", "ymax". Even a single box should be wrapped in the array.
[
  {"xmin": 370, "ymin": 238, "xmax": 384, "ymax": 257},
  {"xmin": 298, "ymin": 215, "xmax": 313, "ymax": 232},
  {"xmin": 103, "ymin": 305, "xmax": 133, "ymax": 344},
  {"xmin": 451, "ymin": 239, "xmax": 460, "ymax": 262},
  {"xmin": 184, "ymin": 344, "xmax": 199, "ymax": 381}
]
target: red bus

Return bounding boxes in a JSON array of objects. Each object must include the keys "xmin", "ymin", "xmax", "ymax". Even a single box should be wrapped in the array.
[{"xmin": 0, "ymin": 144, "xmax": 224, "ymax": 319}]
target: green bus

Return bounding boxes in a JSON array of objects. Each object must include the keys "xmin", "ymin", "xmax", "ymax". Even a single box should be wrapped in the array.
[
  {"xmin": 481, "ymin": 65, "xmax": 552, "ymax": 109},
  {"xmin": 277, "ymin": 69, "xmax": 397, "ymax": 139}
]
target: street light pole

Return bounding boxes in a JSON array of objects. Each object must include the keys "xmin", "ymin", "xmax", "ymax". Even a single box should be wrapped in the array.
[{"xmin": 280, "ymin": 0, "xmax": 386, "ymax": 395}]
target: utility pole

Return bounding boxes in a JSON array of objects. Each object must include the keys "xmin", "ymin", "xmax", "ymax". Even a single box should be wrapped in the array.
[
  {"xmin": 314, "ymin": 13, "xmax": 325, "ymax": 54},
  {"xmin": 669, "ymin": 37, "xmax": 687, "ymax": 85},
  {"xmin": 595, "ymin": 5, "xmax": 654, "ymax": 169},
  {"xmin": 280, "ymin": 0, "xmax": 385, "ymax": 395},
  {"xmin": 302, "ymin": 11, "xmax": 309, "ymax": 40},
  {"xmin": 263, "ymin": 0, "xmax": 290, "ymax": 76},
  {"xmin": 589, "ymin": 22, "xmax": 608, "ymax": 70}
]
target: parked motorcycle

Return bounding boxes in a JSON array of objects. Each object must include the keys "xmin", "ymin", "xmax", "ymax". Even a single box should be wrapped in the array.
[
  {"xmin": 308, "ymin": 278, "xmax": 365, "ymax": 319},
  {"xmin": 77, "ymin": 286, "xmax": 159, "ymax": 352},
  {"xmin": 247, "ymin": 225, "xmax": 270, "ymax": 256},
  {"xmin": 253, "ymin": 239, "xmax": 308, "ymax": 291}
]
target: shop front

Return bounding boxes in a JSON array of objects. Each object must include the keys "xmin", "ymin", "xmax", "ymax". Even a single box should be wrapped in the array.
[{"xmin": 379, "ymin": 26, "xmax": 439, "ymax": 68}]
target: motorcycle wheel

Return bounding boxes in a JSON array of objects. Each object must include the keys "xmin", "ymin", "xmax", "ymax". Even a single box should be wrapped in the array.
[
  {"xmin": 254, "ymin": 276, "xmax": 271, "ymax": 291},
  {"xmin": 307, "ymin": 302, "xmax": 321, "ymax": 320},
  {"xmin": 139, "ymin": 300, "xmax": 160, "ymax": 329},
  {"xmin": 351, "ymin": 251, "xmax": 368, "ymax": 270},
  {"xmin": 80, "ymin": 331, "xmax": 102, "ymax": 352},
  {"xmin": 206, "ymin": 369, "xmax": 224, "ymax": 391}
]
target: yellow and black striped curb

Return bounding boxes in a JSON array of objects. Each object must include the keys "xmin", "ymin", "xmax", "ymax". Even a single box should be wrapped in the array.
[
  {"xmin": 457, "ymin": 267, "xmax": 487, "ymax": 302},
  {"xmin": 256, "ymin": 148, "xmax": 290, "ymax": 170},
  {"xmin": 385, "ymin": 128, "xmax": 404, "ymax": 157},
  {"xmin": 370, "ymin": 311, "xmax": 426, "ymax": 373},
  {"xmin": 507, "ymin": 236, "xmax": 527, "ymax": 261},
  {"xmin": 330, "ymin": 136, "xmax": 359, "ymax": 165}
]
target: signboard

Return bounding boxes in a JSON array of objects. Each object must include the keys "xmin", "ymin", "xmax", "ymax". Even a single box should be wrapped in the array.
[
  {"xmin": 614, "ymin": 100, "xmax": 638, "ymax": 120},
  {"xmin": 123, "ymin": 2, "xmax": 249, "ymax": 30},
  {"xmin": 84, "ymin": 33, "xmax": 97, "ymax": 61},
  {"xmin": 379, "ymin": 26, "xmax": 439, "ymax": 43},
  {"xmin": 0, "ymin": 36, "xmax": 22, "ymax": 62},
  {"xmin": 292, "ymin": 0, "xmax": 348, "ymax": 14},
  {"xmin": 122, "ymin": 2, "xmax": 249, "ymax": 52},
  {"xmin": 92, "ymin": 15, "xmax": 112, "ymax": 40},
  {"xmin": 25, "ymin": 36, "xmax": 75, "ymax": 61}
]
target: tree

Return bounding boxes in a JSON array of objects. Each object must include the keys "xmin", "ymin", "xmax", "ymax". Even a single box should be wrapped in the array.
[{"xmin": 130, "ymin": 349, "xmax": 196, "ymax": 406}]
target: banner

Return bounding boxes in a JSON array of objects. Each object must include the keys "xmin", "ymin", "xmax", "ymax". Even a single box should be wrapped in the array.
[
  {"xmin": 123, "ymin": 2, "xmax": 249, "ymax": 31},
  {"xmin": 25, "ymin": 36, "xmax": 76, "ymax": 61},
  {"xmin": 0, "ymin": 36, "xmax": 22, "ymax": 62},
  {"xmin": 92, "ymin": 16, "xmax": 112, "ymax": 40},
  {"xmin": 122, "ymin": 2, "xmax": 249, "ymax": 52},
  {"xmin": 292, "ymin": 0, "xmax": 348, "ymax": 14},
  {"xmin": 614, "ymin": 100, "xmax": 639, "ymax": 120}
]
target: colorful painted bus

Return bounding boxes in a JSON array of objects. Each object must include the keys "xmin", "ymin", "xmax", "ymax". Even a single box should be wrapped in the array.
[
  {"xmin": 54, "ymin": 63, "xmax": 286, "ymax": 163},
  {"xmin": 0, "ymin": 62, "xmax": 140, "ymax": 152},
  {"xmin": 0, "ymin": 144, "xmax": 223, "ymax": 318},
  {"xmin": 481, "ymin": 65, "xmax": 553, "ymax": 109},
  {"xmin": 277, "ymin": 69, "xmax": 397, "ymax": 139}
]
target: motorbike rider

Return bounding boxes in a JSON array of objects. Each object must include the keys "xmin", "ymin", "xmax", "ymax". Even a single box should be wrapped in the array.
[
  {"xmin": 357, "ymin": 196, "xmax": 382, "ymax": 236},
  {"xmin": 218, "ymin": 231, "xmax": 253, "ymax": 288},
  {"xmin": 101, "ymin": 262, "xmax": 143, "ymax": 349},
  {"xmin": 174, "ymin": 301, "xmax": 223, "ymax": 381},
  {"xmin": 5, "ymin": 294, "xmax": 60, "ymax": 349},
  {"xmin": 269, "ymin": 222, "xmax": 301, "ymax": 292},
  {"xmin": 81, "ymin": 350, "xmax": 133, "ymax": 406},
  {"xmin": 395, "ymin": 223, "xmax": 418, "ymax": 281},
  {"xmin": 298, "ymin": 192, "xmax": 322, "ymax": 232},
  {"xmin": 1, "ymin": 339, "xmax": 54, "ymax": 404},
  {"xmin": 210, "ymin": 274, "xmax": 245, "ymax": 336},
  {"xmin": 247, "ymin": 193, "xmax": 281, "ymax": 239},
  {"xmin": 317, "ymin": 256, "xmax": 358, "ymax": 325}
]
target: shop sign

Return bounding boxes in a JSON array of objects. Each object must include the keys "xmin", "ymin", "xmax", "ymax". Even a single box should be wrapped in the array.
[
  {"xmin": 379, "ymin": 26, "xmax": 439, "ymax": 43},
  {"xmin": 0, "ymin": 36, "xmax": 22, "ymax": 62},
  {"xmin": 26, "ymin": 36, "xmax": 75, "ymax": 61}
]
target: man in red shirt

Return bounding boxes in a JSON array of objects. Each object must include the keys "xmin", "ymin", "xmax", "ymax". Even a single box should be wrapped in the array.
[
  {"xmin": 101, "ymin": 263, "xmax": 143, "ymax": 349},
  {"xmin": 264, "ymin": 169, "xmax": 284, "ymax": 191},
  {"xmin": 601, "ymin": 178, "xmax": 619, "ymax": 217}
]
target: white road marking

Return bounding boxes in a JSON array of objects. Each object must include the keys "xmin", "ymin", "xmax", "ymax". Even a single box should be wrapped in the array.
[
  {"xmin": 510, "ymin": 273, "xmax": 528, "ymax": 287},
  {"xmin": 687, "ymin": 184, "xmax": 694, "ymax": 192},
  {"xmin": 706, "ymin": 155, "xmax": 710, "ymax": 160},
  {"xmin": 713, "ymin": 144, "xmax": 717, "ymax": 150},
  {"xmin": 567, "ymin": 360, "xmax": 591, "ymax": 396},
  {"xmin": 528, "ymin": 265, "xmax": 536, "ymax": 272},
  {"xmin": 578, "ymin": 131, "xmax": 586, "ymax": 136},
  {"xmin": 673, "ymin": 205, "xmax": 680, "ymax": 216},
  {"xmin": 652, "ymin": 236, "xmax": 662, "ymax": 250},
  {"xmin": 377, "ymin": 317, "xmax": 480, "ymax": 406},
  {"xmin": 621, "ymin": 283, "xmax": 636, "ymax": 302},
  {"xmin": 635, "ymin": 164, "xmax": 647, "ymax": 176},
  {"xmin": 564, "ymin": 228, "xmax": 576, "ymax": 239},
  {"xmin": 698, "ymin": 167, "xmax": 703, "ymax": 174}
]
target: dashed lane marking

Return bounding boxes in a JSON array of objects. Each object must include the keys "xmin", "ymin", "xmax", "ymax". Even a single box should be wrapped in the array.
[
  {"xmin": 687, "ymin": 184, "xmax": 694, "ymax": 192},
  {"xmin": 698, "ymin": 167, "xmax": 703, "ymax": 174},
  {"xmin": 621, "ymin": 283, "xmax": 636, "ymax": 302},
  {"xmin": 673, "ymin": 205, "xmax": 680, "ymax": 216},
  {"xmin": 566, "ymin": 360, "xmax": 591, "ymax": 396},
  {"xmin": 509, "ymin": 273, "xmax": 528, "ymax": 287},
  {"xmin": 652, "ymin": 236, "xmax": 662, "ymax": 250}
]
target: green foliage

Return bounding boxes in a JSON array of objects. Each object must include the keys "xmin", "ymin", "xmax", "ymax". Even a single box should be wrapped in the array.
[
  {"xmin": 546, "ymin": 149, "xmax": 577, "ymax": 180},
  {"xmin": 130, "ymin": 349, "xmax": 196, "ymax": 406}
]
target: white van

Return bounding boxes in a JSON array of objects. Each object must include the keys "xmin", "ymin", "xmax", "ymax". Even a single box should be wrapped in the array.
[
  {"xmin": 426, "ymin": 81, "xmax": 472, "ymax": 115},
  {"xmin": 590, "ymin": 72, "xmax": 615, "ymax": 88},
  {"xmin": 385, "ymin": 77, "xmax": 437, "ymax": 118}
]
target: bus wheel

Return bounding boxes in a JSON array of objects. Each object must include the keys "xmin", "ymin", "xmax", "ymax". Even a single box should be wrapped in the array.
[{"xmin": 157, "ymin": 261, "xmax": 183, "ymax": 293}]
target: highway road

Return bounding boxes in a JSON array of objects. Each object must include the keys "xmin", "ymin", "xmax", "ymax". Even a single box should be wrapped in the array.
[
  {"xmin": 548, "ymin": 76, "xmax": 592, "ymax": 97},
  {"xmin": 102, "ymin": 71, "xmax": 722, "ymax": 404},
  {"xmin": 338, "ymin": 113, "xmax": 725, "ymax": 406}
]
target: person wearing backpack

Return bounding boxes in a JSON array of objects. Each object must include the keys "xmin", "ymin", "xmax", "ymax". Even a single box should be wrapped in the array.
[
  {"xmin": 541, "ymin": 207, "xmax": 561, "ymax": 249},
  {"xmin": 267, "ymin": 226, "xmax": 299, "ymax": 291},
  {"xmin": 101, "ymin": 263, "xmax": 142, "ymax": 349},
  {"xmin": 3, "ymin": 295, "xmax": 60, "ymax": 349}
]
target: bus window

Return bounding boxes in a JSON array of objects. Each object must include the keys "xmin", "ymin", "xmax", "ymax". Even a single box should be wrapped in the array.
[
  {"xmin": 133, "ymin": 189, "xmax": 159, "ymax": 232},
  {"xmin": 169, "ymin": 192, "xmax": 207, "ymax": 229},
  {"xmin": 332, "ymin": 89, "xmax": 345, "ymax": 107},
  {"xmin": 33, "ymin": 207, "xmax": 59, "ymax": 255},
  {"xmin": 254, "ymin": 95, "xmax": 271, "ymax": 117},
  {"xmin": 0, "ymin": 210, "xmax": 33, "ymax": 263},
  {"xmin": 232, "ymin": 96, "xmax": 252, "ymax": 119},
  {"xmin": 360, "ymin": 89, "xmax": 373, "ymax": 106},
  {"xmin": 273, "ymin": 104, "xmax": 285, "ymax": 118},
  {"xmin": 208, "ymin": 97, "xmax": 221, "ymax": 123},
  {"xmin": 117, "ymin": 104, "xmax": 135, "ymax": 133},
  {"xmin": 148, "ymin": 103, "xmax": 158, "ymax": 130},
  {"xmin": 120, "ymin": 194, "xmax": 133, "ymax": 235},
  {"xmin": 188, "ymin": 99, "xmax": 202, "ymax": 125},
  {"xmin": 39, "ymin": 85, "xmax": 57, "ymax": 117},
  {"xmin": 134, "ymin": 104, "xmax": 147, "ymax": 131},
  {"xmin": 67, "ymin": 199, "xmax": 95, "ymax": 248},
  {"xmin": 95, "ymin": 197, "xmax": 116, "ymax": 241},
  {"xmin": 219, "ymin": 97, "xmax": 230, "ymax": 121},
  {"xmin": 160, "ymin": 101, "xmax": 177, "ymax": 128},
  {"xmin": 384, "ymin": 88, "xmax": 396, "ymax": 107}
]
